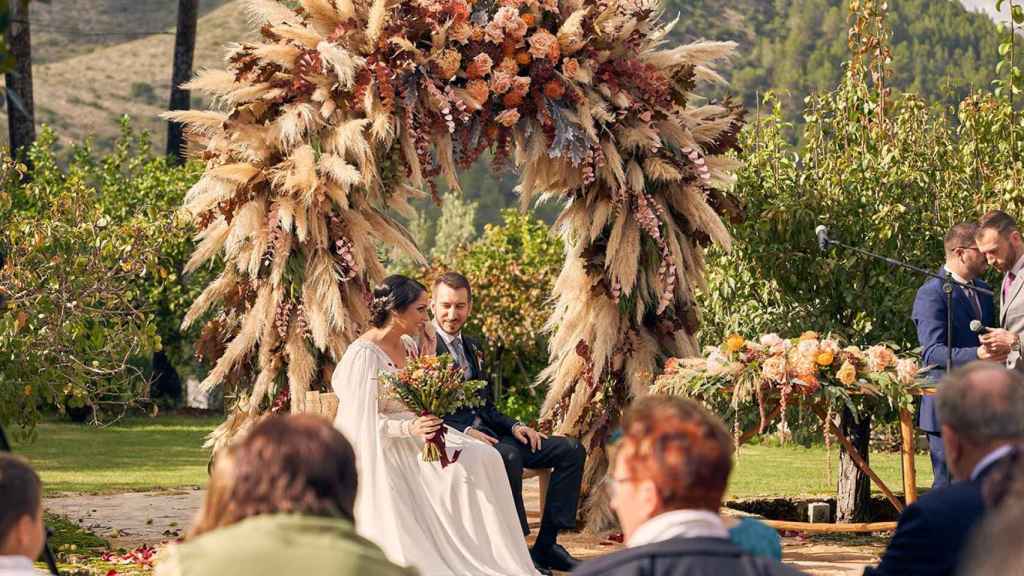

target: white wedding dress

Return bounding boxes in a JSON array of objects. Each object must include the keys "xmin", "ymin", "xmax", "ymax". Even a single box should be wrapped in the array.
[{"xmin": 332, "ymin": 337, "xmax": 539, "ymax": 576}]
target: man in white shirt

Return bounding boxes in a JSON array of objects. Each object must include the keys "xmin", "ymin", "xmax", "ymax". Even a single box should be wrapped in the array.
[
  {"xmin": 0, "ymin": 454, "xmax": 45, "ymax": 576},
  {"xmin": 975, "ymin": 210, "xmax": 1024, "ymax": 371}
]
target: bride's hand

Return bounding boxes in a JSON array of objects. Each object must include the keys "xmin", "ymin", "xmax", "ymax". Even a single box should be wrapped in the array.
[{"xmin": 409, "ymin": 415, "xmax": 443, "ymax": 441}]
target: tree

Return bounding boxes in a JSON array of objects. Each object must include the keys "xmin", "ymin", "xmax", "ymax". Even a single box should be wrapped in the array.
[
  {"xmin": 166, "ymin": 0, "xmax": 199, "ymax": 163},
  {"xmin": 3, "ymin": 0, "xmax": 34, "ymax": 157}
]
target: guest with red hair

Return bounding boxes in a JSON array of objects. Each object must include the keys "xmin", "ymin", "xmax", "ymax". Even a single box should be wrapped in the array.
[{"xmin": 573, "ymin": 396, "xmax": 804, "ymax": 576}]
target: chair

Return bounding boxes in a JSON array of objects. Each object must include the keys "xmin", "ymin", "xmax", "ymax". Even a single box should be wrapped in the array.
[{"xmin": 304, "ymin": 391, "xmax": 551, "ymax": 507}]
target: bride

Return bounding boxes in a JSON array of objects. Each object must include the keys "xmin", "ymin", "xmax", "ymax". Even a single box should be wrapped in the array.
[{"xmin": 332, "ymin": 274, "xmax": 540, "ymax": 576}]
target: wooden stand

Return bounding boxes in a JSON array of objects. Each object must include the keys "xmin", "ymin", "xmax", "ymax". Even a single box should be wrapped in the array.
[{"xmin": 732, "ymin": 388, "xmax": 935, "ymax": 532}]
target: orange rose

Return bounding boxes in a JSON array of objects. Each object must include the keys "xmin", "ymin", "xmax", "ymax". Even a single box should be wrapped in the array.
[
  {"xmin": 516, "ymin": 51, "xmax": 532, "ymax": 66},
  {"xmin": 837, "ymin": 361, "xmax": 856, "ymax": 386},
  {"xmin": 466, "ymin": 79, "xmax": 490, "ymax": 104},
  {"xmin": 815, "ymin": 351, "xmax": 834, "ymax": 366},
  {"xmin": 543, "ymin": 79, "xmax": 565, "ymax": 99},
  {"xmin": 521, "ymin": 13, "xmax": 536, "ymax": 26},
  {"xmin": 724, "ymin": 334, "xmax": 745, "ymax": 354},
  {"xmin": 502, "ymin": 91, "xmax": 524, "ymax": 107}
]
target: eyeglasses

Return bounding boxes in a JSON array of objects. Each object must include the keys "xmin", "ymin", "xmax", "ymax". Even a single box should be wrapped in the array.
[{"xmin": 605, "ymin": 475, "xmax": 638, "ymax": 498}]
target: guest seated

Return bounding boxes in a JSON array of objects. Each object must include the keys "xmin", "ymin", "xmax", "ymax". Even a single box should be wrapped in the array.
[
  {"xmin": 0, "ymin": 454, "xmax": 45, "ymax": 576},
  {"xmin": 572, "ymin": 395, "xmax": 805, "ymax": 576},
  {"xmin": 155, "ymin": 415, "xmax": 414, "ymax": 576},
  {"xmin": 959, "ymin": 445, "xmax": 1024, "ymax": 574},
  {"xmin": 864, "ymin": 362, "xmax": 1024, "ymax": 576}
]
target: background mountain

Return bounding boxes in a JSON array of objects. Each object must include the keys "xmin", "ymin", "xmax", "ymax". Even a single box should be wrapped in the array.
[{"xmin": 665, "ymin": 0, "xmax": 1009, "ymax": 126}]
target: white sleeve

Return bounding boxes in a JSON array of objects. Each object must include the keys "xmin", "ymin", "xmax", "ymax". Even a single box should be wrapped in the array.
[{"xmin": 332, "ymin": 345, "xmax": 415, "ymax": 440}]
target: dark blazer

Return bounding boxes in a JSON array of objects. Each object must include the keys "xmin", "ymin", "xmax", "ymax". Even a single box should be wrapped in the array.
[
  {"xmin": 911, "ymin": 268, "xmax": 995, "ymax": 433},
  {"xmin": 571, "ymin": 537, "xmax": 806, "ymax": 576},
  {"xmin": 436, "ymin": 333, "xmax": 519, "ymax": 435},
  {"xmin": 863, "ymin": 451, "xmax": 1011, "ymax": 576}
]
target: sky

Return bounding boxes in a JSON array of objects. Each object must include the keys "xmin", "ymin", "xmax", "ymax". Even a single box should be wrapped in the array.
[{"xmin": 960, "ymin": 0, "xmax": 1006, "ymax": 22}]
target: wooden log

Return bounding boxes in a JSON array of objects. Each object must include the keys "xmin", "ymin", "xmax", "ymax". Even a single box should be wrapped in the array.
[
  {"xmin": 761, "ymin": 520, "xmax": 897, "ymax": 533},
  {"xmin": 811, "ymin": 404, "xmax": 905, "ymax": 513}
]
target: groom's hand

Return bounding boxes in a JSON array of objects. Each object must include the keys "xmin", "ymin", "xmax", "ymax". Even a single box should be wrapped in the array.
[
  {"xmin": 466, "ymin": 427, "xmax": 498, "ymax": 446},
  {"xmin": 512, "ymin": 424, "xmax": 547, "ymax": 453}
]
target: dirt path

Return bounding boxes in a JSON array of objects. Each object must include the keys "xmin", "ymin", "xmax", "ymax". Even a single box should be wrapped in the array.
[{"xmin": 45, "ymin": 478, "xmax": 884, "ymax": 575}]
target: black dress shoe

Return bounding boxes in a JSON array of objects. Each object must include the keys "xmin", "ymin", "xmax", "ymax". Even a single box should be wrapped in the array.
[
  {"xmin": 531, "ymin": 558, "xmax": 553, "ymax": 575},
  {"xmin": 530, "ymin": 543, "xmax": 580, "ymax": 572}
]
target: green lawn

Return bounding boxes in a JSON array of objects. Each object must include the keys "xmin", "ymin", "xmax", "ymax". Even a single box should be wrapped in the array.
[
  {"xmin": 12, "ymin": 414, "xmax": 221, "ymax": 494},
  {"xmin": 12, "ymin": 414, "xmax": 933, "ymax": 498},
  {"xmin": 730, "ymin": 442, "xmax": 933, "ymax": 499}
]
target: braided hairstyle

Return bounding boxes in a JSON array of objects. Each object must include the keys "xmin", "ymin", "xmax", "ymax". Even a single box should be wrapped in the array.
[{"xmin": 368, "ymin": 274, "xmax": 428, "ymax": 328}]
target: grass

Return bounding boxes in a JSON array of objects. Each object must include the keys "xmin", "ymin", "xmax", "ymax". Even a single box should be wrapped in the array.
[
  {"xmin": 13, "ymin": 414, "xmax": 933, "ymax": 498},
  {"xmin": 729, "ymin": 442, "xmax": 934, "ymax": 499},
  {"xmin": 12, "ymin": 414, "xmax": 220, "ymax": 495}
]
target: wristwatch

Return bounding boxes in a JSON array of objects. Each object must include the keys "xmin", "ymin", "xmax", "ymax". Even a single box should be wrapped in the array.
[{"xmin": 1013, "ymin": 336, "xmax": 1022, "ymax": 354}]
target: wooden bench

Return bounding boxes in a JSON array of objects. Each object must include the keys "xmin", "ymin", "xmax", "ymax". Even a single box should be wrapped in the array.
[{"xmin": 304, "ymin": 391, "xmax": 551, "ymax": 506}]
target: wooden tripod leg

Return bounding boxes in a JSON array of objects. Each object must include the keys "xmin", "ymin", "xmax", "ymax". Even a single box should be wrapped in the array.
[{"xmin": 899, "ymin": 407, "xmax": 918, "ymax": 505}]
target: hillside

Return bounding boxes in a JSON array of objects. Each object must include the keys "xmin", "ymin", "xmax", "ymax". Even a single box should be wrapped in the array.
[
  {"xmin": 664, "ymin": 0, "xmax": 1010, "ymax": 122},
  {"xmin": 1, "ymin": 0, "xmax": 254, "ymax": 149}
]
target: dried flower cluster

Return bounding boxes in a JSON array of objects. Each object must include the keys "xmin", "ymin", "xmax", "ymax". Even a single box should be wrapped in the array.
[
  {"xmin": 165, "ymin": 0, "xmax": 745, "ymax": 475},
  {"xmin": 653, "ymin": 331, "xmax": 922, "ymax": 437}
]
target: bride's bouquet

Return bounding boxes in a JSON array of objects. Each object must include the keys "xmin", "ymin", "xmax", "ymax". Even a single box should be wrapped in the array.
[{"xmin": 381, "ymin": 354, "xmax": 485, "ymax": 467}]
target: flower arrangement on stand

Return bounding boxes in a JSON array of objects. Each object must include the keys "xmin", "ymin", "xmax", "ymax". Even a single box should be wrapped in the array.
[{"xmin": 654, "ymin": 331, "xmax": 922, "ymax": 445}]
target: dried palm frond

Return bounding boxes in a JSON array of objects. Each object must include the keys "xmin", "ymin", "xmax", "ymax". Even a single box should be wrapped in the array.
[
  {"xmin": 318, "ymin": 42, "xmax": 365, "ymax": 89},
  {"xmin": 185, "ymin": 219, "xmax": 230, "ymax": 274},
  {"xmin": 245, "ymin": 0, "xmax": 300, "ymax": 25},
  {"xmin": 253, "ymin": 43, "xmax": 302, "ymax": 67},
  {"xmin": 182, "ymin": 69, "xmax": 236, "ymax": 97}
]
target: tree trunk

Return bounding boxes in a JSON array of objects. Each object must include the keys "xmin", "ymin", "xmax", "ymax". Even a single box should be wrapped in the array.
[
  {"xmin": 166, "ymin": 0, "xmax": 199, "ymax": 163},
  {"xmin": 836, "ymin": 407, "xmax": 872, "ymax": 522},
  {"xmin": 4, "ymin": 0, "xmax": 35, "ymax": 158}
]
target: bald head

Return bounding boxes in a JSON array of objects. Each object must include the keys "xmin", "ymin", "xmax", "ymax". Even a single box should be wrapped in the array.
[{"xmin": 937, "ymin": 362, "xmax": 1024, "ymax": 444}]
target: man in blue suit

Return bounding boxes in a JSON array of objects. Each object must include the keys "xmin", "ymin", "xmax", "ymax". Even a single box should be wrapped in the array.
[{"xmin": 911, "ymin": 222, "xmax": 998, "ymax": 488}]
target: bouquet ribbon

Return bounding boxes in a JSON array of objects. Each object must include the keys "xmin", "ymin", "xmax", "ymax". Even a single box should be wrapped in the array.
[{"xmin": 422, "ymin": 411, "xmax": 461, "ymax": 468}]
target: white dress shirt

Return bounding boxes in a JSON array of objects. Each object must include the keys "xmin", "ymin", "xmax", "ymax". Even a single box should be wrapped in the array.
[
  {"xmin": 970, "ymin": 444, "xmax": 1014, "ymax": 482},
  {"xmin": 0, "ymin": 556, "xmax": 43, "ymax": 576},
  {"xmin": 627, "ymin": 510, "xmax": 730, "ymax": 548}
]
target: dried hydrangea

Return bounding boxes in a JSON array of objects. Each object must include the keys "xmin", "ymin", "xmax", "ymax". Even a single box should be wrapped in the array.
[
  {"xmin": 450, "ymin": 22, "xmax": 474, "ymax": 44},
  {"xmin": 432, "ymin": 49, "xmax": 462, "ymax": 80}
]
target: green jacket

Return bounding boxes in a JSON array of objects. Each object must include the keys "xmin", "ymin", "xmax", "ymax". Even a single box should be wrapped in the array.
[{"xmin": 157, "ymin": 514, "xmax": 416, "ymax": 576}]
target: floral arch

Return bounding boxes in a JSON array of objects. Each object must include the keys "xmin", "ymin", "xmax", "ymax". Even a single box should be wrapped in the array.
[{"xmin": 166, "ymin": 0, "xmax": 745, "ymax": 517}]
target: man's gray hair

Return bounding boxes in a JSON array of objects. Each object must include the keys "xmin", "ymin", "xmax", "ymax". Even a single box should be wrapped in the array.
[{"xmin": 936, "ymin": 362, "xmax": 1024, "ymax": 442}]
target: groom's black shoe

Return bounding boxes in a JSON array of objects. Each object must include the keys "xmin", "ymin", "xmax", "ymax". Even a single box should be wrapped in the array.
[
  {"xmin": 530, "ymin": 543, "xmax": 580, "ymax": 572},
  {"xmin": 531, "ymin": 558, "xmax": 553, "ymax": 575}
]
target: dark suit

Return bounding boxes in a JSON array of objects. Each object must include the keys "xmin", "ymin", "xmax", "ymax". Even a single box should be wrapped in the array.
[
  {"xmin": 863, "ymin": 450, "xmax": 1011, "ymax": 576},
  {"xmin": 571, "ymin": 537, "xmax": 807, "ymax": 576},
  {"xmin": 436, "ymin": 332, "xmax": 586, "ymax": 536},
  {"xmin": 911, "ymin": 269, "xmax": 994, "ymax": 487}
]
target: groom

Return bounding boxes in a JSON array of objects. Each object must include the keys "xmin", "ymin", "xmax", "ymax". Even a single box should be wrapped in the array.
[{"xmin": 431, "ymin": 272, "xmax": 586, "ymax": 574}]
